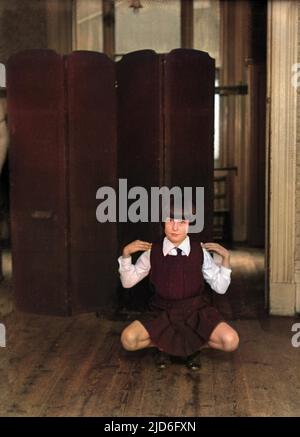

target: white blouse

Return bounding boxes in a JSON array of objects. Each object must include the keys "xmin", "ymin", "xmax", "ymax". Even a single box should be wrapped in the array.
[{"xmin": 118, "ymin": 236, "xmax": 231, "ymax": 294}]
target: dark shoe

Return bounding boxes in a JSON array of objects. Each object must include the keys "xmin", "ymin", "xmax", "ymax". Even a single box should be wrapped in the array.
[
  {"xmin": 186, "ymin": 351, "xmax": 201, "ymax": 371},
  {"xmin": 155, "ymin": 350, "xmax": 171, "ymax": 369}
]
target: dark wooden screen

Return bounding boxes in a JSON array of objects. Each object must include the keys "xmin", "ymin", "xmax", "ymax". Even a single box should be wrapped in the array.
[
  {"xmin": 117, "ymin": 49, "xmax": 215, "ymax": 311},
  {"xmin": 116, "ymin": 50, "xmax": 163, "ymax": 311},
  {"xmin": 67, "ymin": 51, "xmax": 118, "ymax": 313},
  {"xmin": 7, "ymin": 48, "xmax": 214, "ymax": 315},
  {"xmin": 7, "ymin": 50, "xmax": 69, "ymax": 315},
  {"xmin": 117, "ymin": 50, "xmax": 163, "ymax": 248},
  {"xmin": 164, "ymin": 49, "xmax": 215, "ymax": 242}
]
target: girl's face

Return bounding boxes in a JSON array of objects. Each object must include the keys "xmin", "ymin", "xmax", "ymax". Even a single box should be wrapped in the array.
[{"xmin": 164, "ymin": 218, "xmax": 189, "ymax": 245}]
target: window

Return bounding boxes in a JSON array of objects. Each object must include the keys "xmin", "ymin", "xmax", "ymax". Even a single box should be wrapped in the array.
[
  {"xmin": 73, "ymin": 0, "xmax": 220, "ymax": 159},
  {"xmin": 193, "ymin": 0, "xmax": 220, "ymax": 68},
  {"xmin": 73, "ymin": 0, "xmax": 220, "ymax": 64},
  {"xmin": 115, "ymin": 0, "xmax": 181, "ymax": 58},
  {"xmin": 74, "ymin": 0, "xmax": 103, "ymax": 51}
]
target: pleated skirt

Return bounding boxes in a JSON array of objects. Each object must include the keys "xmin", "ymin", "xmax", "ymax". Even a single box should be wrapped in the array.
[{"xmin": 142, "ymin": 294, "xmax": 223, "ymax": 357}]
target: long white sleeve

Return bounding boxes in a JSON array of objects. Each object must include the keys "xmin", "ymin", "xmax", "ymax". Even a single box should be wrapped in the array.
[
  {"xmin": 202, "ymin": 248, "xmax": 231, "ymax": 294},
  {"xmin": 118, "ymin": 243, "xmax": 232, "ymax": 294},
  {"xmin": 118, "ymin": 250, "xmax": 151, "ymax": 288}
]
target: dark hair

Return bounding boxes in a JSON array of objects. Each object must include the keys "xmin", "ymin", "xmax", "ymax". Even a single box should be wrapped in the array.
[{"xmin": 160, "ymin": 197, "xmax": 196, "ymax": 225}]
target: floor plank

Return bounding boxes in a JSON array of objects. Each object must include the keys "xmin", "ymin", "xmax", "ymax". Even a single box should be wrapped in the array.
[
  {"xmin": 1, "ymin": 247, "xmax": 300, "ymax": 417},
  {"xmin": 1, "ymin": 314, "xmax": 300, "ymax": 417}
]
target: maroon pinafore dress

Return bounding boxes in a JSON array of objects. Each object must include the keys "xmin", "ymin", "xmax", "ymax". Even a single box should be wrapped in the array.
[{"xmin": 142, "ymin": 241, "xmax": 223, "ymax": 357}]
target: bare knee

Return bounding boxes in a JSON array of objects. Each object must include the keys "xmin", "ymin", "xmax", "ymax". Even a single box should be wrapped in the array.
[
  {"xmin": 120, "ymin": 328, "xmax": 139, "ymax": 351},
  {"xmin": 222, "ymin": 331, "xmax": 239, "ymax": 352}
]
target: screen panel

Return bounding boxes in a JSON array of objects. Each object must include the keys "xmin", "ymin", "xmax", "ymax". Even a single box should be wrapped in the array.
[
  {"xmin": 117, "ymin": 50, "xmax": 163, "ymax": 249},
  {"xmin": 164, "ymin": 49, "xmax": 215, "ymax": 242},
  {"xmin": 67, "ymin": 51, "xmax": 118, "ymax": 313},
  {"xmin": 7, "ymin": 49, "xmax": 69, "ymax": 315}
]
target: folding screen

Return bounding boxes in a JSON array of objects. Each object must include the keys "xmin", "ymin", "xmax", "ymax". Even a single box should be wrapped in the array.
[
  {"xmin": 117, "ymin": 50, "xmax": 162, "ymax": 248},
  {"xmin": 117, "ymin": 49, "xmax": 215, "ymax": 310},
  {"xmin": 117, "ymin": 49, "xmax": 214, "ymax": 247},
  {"xmin": 7, "ymin": 50, "xmax": 69, "ymax": 315},
  {"xmin": 7, "ymin": 50, "xmax": 118, "ymax": 315},
  {"xmin": 7, "ymin": 48, "xmax": 214, "ymax": 315},
  {"xmin": 66, "ymin": 51, "xmax": 118, "ymax": 313},
  {"xmin": 117, "ymin": 50, "xmax": 162, "ymax": 310},
  {"xmin": 164, "ymin": 49, "xmax": 214, "ymax": 243}
]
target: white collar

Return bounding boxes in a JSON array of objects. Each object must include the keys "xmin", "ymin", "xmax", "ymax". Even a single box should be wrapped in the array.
[{"xmin": 162, "ymin": 236, "xmax": 191, "ymax": 256}]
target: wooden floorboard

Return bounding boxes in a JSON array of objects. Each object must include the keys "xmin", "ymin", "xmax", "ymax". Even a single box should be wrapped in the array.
[
  {"xmin": 213, "ymin": 246, "xmax": 266, "ymax": 320},
  {"xmin": 1, "ymin": 248, "xmax": 300, "ymax": 416},
  {"xmin": 1, "ymin": 314, "xmax": 300, "ymax": 416}
]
